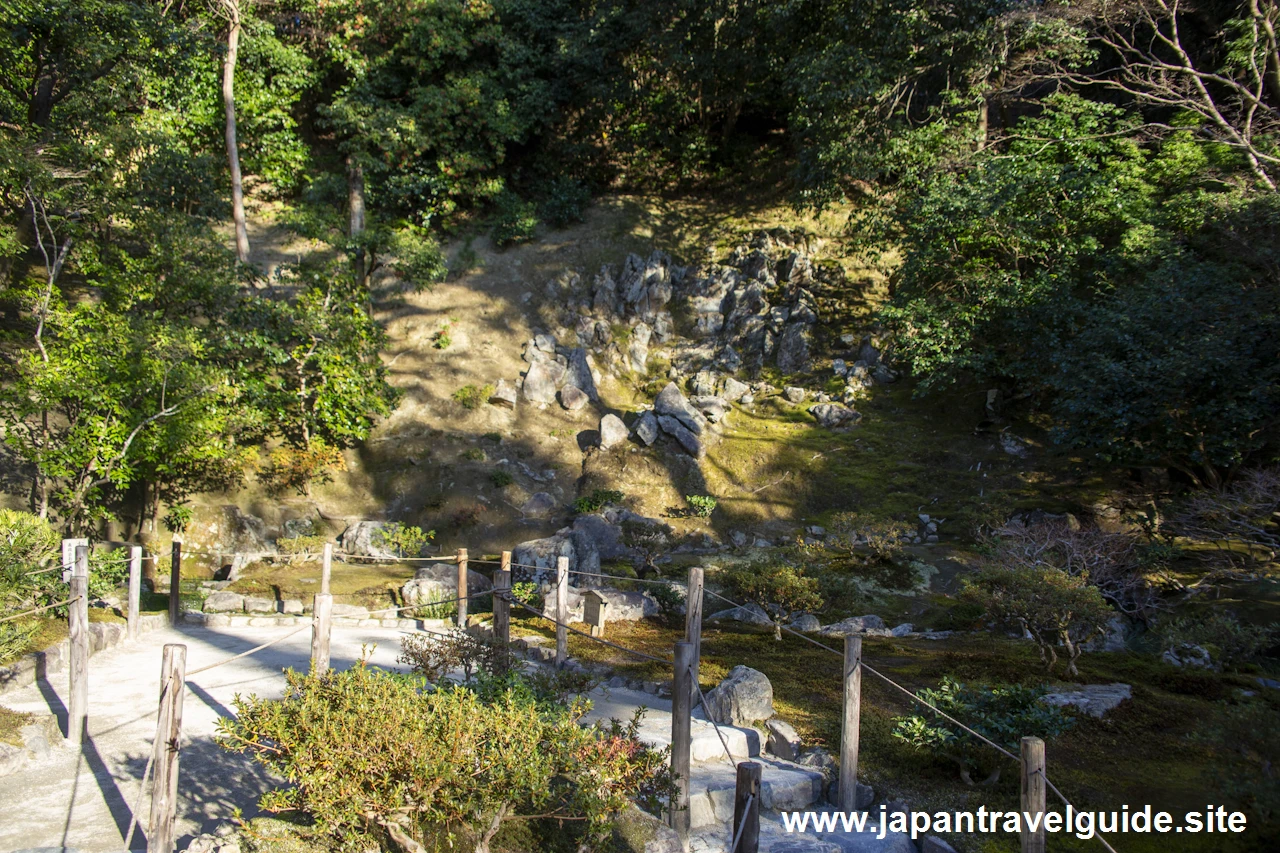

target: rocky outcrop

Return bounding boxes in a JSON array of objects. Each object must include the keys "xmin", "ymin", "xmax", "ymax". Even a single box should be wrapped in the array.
[
  {"xmin": 340, "ymin": 521, "xmax": 400, "ymax": 559},
  {"xmin": 401, "ymin": 563, "xmax": 493, "ymax": 607},
  {"xmin": 1040, "ymin": 683, "xmax": 1132, "ymax": 718}
]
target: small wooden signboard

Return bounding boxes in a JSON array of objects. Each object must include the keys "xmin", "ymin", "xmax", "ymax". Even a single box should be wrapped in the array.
[{"xmin": 583, "ymin": 589, "xmax": 609, "ymax": 637}]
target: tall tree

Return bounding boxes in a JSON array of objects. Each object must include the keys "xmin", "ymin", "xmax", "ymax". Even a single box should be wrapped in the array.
[{"xmin": 214, "ymin": 0, "xmax": 251, "ymax": 261}]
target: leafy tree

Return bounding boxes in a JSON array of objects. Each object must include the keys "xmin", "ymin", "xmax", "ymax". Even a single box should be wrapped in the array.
[
  {"xmin": 962, "ymin": 563, "xmax": 1113, "ymax": 676},
  {"xmin": 721, "ymin": 562, "xmax": 823, "ymax": 640}
]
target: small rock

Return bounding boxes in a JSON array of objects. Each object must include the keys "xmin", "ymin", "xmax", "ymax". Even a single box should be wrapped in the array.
[
  {"xmin": 1163, "ymin": 643, "xmax": 1213, "ymax": 669},
  {"xmin": 1257, "ymin": 677, "xmax": 1280, "ymax": 690},
  {"xmin": 633, "ymin": 410, "xmax": 659, "ymax": 445},
  {"xmin": 331, "ymin": 603, "xmax": 370, "ymax": 618},
  {"xmin": 810, "ymin": 403, "xmax": 862, "ymax": 429},
  {"xmin": 243, "ymin": 596, "xmax": 276, "ymax": 614},
  {"xmin": 729, "ymin": 530, "xmax": 749, "ymax": 547},
  {"xmin": 818, "ymin": 615, "xmax": 885, "ymax": 636},
  {"xmin": 559, "ymin": 385, "xmax": 589, "ymax": 411},
  {"xmin": 280, "ymin": 599, "xmax": 304, "ymax": 616},
  {"xmin": 782, "ymin": 386, "xmax": 806, "ymax": 403},
  {"xmin": 489, "ymin": 379, "xmax": 519, "ymax": 408},
  {"xmin": 832, "ymin": 359, "xmax": 847, "ymax": 376},
  {"xmin": 599, "ymin": 414, "xmax": 630, "ymax": 449},
  {"xmin": 708, "ymin": 602, "xmax": 773, "ymax": 626},
  {"xmin": 521, "ymin": 492, "xmax": 558, "ymax": 518},
  {"xmin": 890, "ymin": 623, "xmax": 914, "ymax": 637},
  {"xmin": 805, "ymin": 525, "xmax": 826, "ymax": 538},
  {"xmin": 766, "ymin": 719, "xmax": 802, "ymax": 761},
  {"xmin": 657, "ymin": 414, "xmax": 706, "ymax": 458}
]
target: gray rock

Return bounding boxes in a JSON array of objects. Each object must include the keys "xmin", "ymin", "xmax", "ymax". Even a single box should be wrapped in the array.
[
  {"xmin": 243, "ymin": 596, "xmax": 276, "ymax": 614},
  {"xmin": 520, "ymin": 492, "xmax": 558, "ymax": 518},
  {"xmin": 596, "ymin": 589, "xmax": 659, "ymax": 621},
  {"xmin": 921, "ymin": 837, "xmax": 960, "ymax": 853},
  {"xmin": 535, "ymin": 333, "xmax": 557, "ymax": 354},
  {"xmin": 628, "ymin": 323, "xmax": 652, "ymax": 373},
  {"xmin": 281, "ymin": 599, "xmax": 304, "ymax": 616},
  {"xmin": 775, "ymin": 323, "xmax": 813, "ymax": 373},
  {"xmin": 783, "ymin": 386, "xmax": 806, "ymax": 403},
  {"xmin": 704, "ymin": 665, "xmax": 774, "ymax": 726},
  {"xmin": 872, "ymin": 364, "xmax": 898, "ymax": 384},
  {"xmin": 721, "ymin": 376, "xmax": 751, "ymax": 403},
  {"xmin": 1084, "ymin": 615, "xmax": 1129, "ymax": 652},
  {"xmin": 789, "ymin": 614, "xmax": 821, "ymax": 633},
  {"xmin": 599, "ymin": 414, "xmax": 630, "ymax": 449},
  {"xmin": 890, "ymin": 623, "xmax": 914, "ymax": 638},
  {"xmin": 331, "ymin": 603, "xmax": 369, "ymax": 619},
  {"xmin": 559, "ymin": 385, "xmax": 589, "ymax": 411},
  {"xmin": 522, "ymin": 359, "xmax": 565, "ymax": 404},
  {"xmin": 730, "ymin": 530, "xmax": 749, "ymax": 547},
  {"xmin": 690, "ymin": 395, "xmax": 731, "ymax": 423},
  {"xmin": 1000, "ymin": 431, "xmax": 1030, "ymax": 457},
  {"xmin": 511, "ymin": 534, "xmax": 575, "ymax": 583},
  {"xmin": 633, "ymin": 410, "xmax": 659, "ymax": 446},
  {"xmin": 611, "ymin": 803, "xmax": 682, "ymax": 853},
  {"xmin": 766, "ymin": 718, "xmax": 802, "ymax": 761},
  {"xmin": 203, "ymin": 591, "xmax": 245, "ymax": 613},
  {"xmin": 1257, "ymin": 677, "xmax": 1280, "ymax": 690},
  {"xmin": 340, "ymin": 520, "xmax": 400, "ymax": 559},
  {"xmin": 858, "ymin": 339, "xmax": 880, "ymax": 365},
  {"xmin": 810, "ymin": 403, "xmax": 862, "ymax": 429},
  {"xmin": 563, "ymin": 348, "xmax": 599, "ymax": 401},
  {"xmin": 654, "ymin": 382, "xmax": 707, "ymax": 435},
  {"xmin": 489, "ymin": 379, "xmax": 519, "ymax": 408},
  {"xmin": 1163, "ymin": 643, "xmax": 1213, "ymax": 669},
  {"xmin": 1040, "ymin": 683, "xmax": 1132, "ymax": 718},
  {"xmin": 657, "ymin": 415, "xmax": 705, "ymax": 458},
  {"xmin": 692, "ymin": 370, "xmax": 718, "ymax": 397},
  {"xmin": 708, "ymin": 602, "xmax": 773, "ymax": 626},
  {"xmin": 818, "ymin": 615, "xmax": 885, "ymax": 637}
]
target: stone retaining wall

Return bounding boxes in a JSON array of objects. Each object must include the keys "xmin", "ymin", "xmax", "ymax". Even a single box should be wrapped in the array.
[
  {"xmin": 182, "ymin": 610, "xmax": 450, "ymax": 632},
  {"xmin": 0, "ymin": 613, "xmax": 169, "ymax": 697}
]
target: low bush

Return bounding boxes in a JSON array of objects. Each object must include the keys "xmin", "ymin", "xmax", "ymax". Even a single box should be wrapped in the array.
[
  {"xmin": 277, "ymin": 535, "xmax": 327, "ymax": 564},
  {"xmin": 491, "ymin": 190, "xmax": 539, "ymax": 247},
  {"xmin": 259, "ymin": 441, "xmax": 347, "ymax": 496},
  {"xmin": 573, "ymin": 489, "xmax": 624, "ymax": 514},
  {"xmin": 218, "ymin": 661, "xmax": 674, "ymax": 853},
  {"xmin": 892, "ymin": 677, "xmax": 1074, "ymax": 786},
  {"xmin": 452, "ymin": 384, "xmax": 494, "ymax": 410},
  {"xmin": 648, "ymin": 581, "xmax": 685, "ymax": 628},
  {"xmin": 1154, "ymin": 611, "xmax": 1276, "ymax": 670},
  {"xmin": 375, "ymin": 523, "xmax": 435, "ymax": 558},
  {"xmin": 684, "ymin": 494, "xmax": 717, "ymax": 518},
  {"xmin": 489, "ymin": 470, "xmax": 514, "ymax": 488},
  {"xmin": 719, "ymin": 562, "xmax": 823, "ymax": 640},
  {"xmin": 540, "ymin": 177, "xmax": 591, "ymax": 228},
  {"xmin": 827, "ymin": 512, "xmax": 912, "ymax": 564}
]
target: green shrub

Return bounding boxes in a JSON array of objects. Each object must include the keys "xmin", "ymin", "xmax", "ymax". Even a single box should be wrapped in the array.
[
  {"xmin": 161, "ymin": 505, "xmax": 193, "ymax": 534},
  {"xmin": 431, "ymin": 329, "xmax": 453, "ymax": 349},
  {"xmin": 217, "ymin": 662, "xmax": 675, "ymax": 852},
  {"xmin": 684, "ymin": 494, "xmax": 717, "ymax": 518},
  {"xmin": 491, "ymin": 190, "xmax": 539, "ymax": 247},
  {"xmin": 539, "ymin": 177, "xmax": 591, "ymax": 229},
  {"xmin": 277, "ymin": 535, "xmax": 328, "ymax": 564},
  {"xmin": 452, "ymin": 384, "xmax": 494, "ymax": 410},
  {"xmin": 87, "ymin": 550, "xmax": 129, "ymax": 599},
  {"xmin": 449, "ymin": 505, "xmax": 485, "ymax": 528},
  {"xmin": 511, "ymin": 581, "xmax": 541, "ymax": 610},
  {"xmin": 892, "ymin": 677, "xmax": 1073, "ymax": 786},
  {"xmin": 374, "ymin": 523, "xmax": 435, "ymax": 559},
  {"xmin": 828, "ymin": 512, "xmax": 913, "ymax": 564},
  {"xmin": 399, "ymin": 628, "xmax": 506, "ymax": 682},
  {"xmin": 720, "ymin": 563, "xmax": 823, "ymax": 640},
  {"xmin": 1154, "ymin": 611, "xmax": 1276, "ymax": 670},
  {"xmin": 490, "ymin": 470, "xmax": 515, "ymax": 488},
  {"xmin": 573, "ymin": 489, "xmax": 624, "ymax": 514},
  {"xmin": 0, "ymin": 620, "xmax": 40, "ymax": 665},
  {"xmin": 481, "ymin": 432, "xmax": 503, "ymax": 443},
  {"xmin": 0, "ymin": 510, "xmax": 59, "ymax": 617},
  {"xmin": 648, "ymin": 581, "xmax": 686, "ymax": 628},
  {"xmin": 461, "ymin": 447, "xmax": 487, "ymax": 461}
]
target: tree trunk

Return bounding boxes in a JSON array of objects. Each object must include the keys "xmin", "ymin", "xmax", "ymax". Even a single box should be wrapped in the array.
[
  {"xmin": 221, "ymin": 1, "xmax": 250, "ymax": 263},
  {"xmin": 348, "ymin": 155, "xmax": 367, "ymax": 280}
]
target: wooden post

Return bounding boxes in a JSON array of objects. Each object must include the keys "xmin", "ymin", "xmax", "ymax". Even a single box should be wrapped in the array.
[
  {"xmin": 320, "ymin": 542, "xmax": 332, "ymax": 595},
  {"xmin": 1021, "ymin": 736, "xmax": 1047, "ymax": 853},
  {"xmin": 685, "ymin": 566, "xmax": 704, "ymax": 703},
  {"xmin": 311, "ymin": 593, "xmax": 333, "ymax": 676},
  {"xmin": 67, "ymin": 545, "xmax": 90, "ymax": 746},
  {"xmin": 555, "ymin": 555, "xmax": 568, "ymax": 668},
  {"xmin": 670, "ymin": 641, "xmax": 694, "ymax": 845},
  {"xmin": 127, "ymin": 545, "xmax": 142, "ymax": 641},
  {"xmin": 60, "ymin": 538, "xmax": 88, "ymax": 581},
  {"xmin": 456, "ymin": 548, "xmax": 469, "ymax": 628},
  {"xmin": 168, "ymin": 538, "xmax": 182, "ymax": 626},
  {"xmin": 148, "ymin": 643, "xmax": 187, "ymax": 853},
  {"xmin": 732, "ymin": 761, "xmax": 761, "ymax": 853},
  {"xmin": 838, "ymin": 635, "xmax": 862, "ymax": 811},
  {"xmin": 493, "ymin": 551, "xmax": 511, "ymax": 647}
]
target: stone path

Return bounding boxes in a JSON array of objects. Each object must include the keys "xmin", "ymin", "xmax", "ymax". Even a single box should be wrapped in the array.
[{"xmin": 0, "ymin": 622, "xmax": 407, "ymax": 853}]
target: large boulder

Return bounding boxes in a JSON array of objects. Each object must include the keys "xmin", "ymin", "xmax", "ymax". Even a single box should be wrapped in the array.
[
  {"xmin": 774, "ymin": 323, "xmax": 812, "ymax": 373},
  {"xmin": 818, "ymin": 615, "xmax": 886, "ymax": 637},
  {"xmin": 563, "ymin": 348, "xmax": 599, "ymax": 401},
  {"xmin": 203, "ymin": 591, "xmax": 245, "ymax": 613},
  {"xmin": 707, "ymin": 603, "xmax": 773, "ymax": 627},
  {"xmin": 633, "ymin": 410, "xmax": 659, "ymax": 446},
  {"xmin": 703, "ymin": 665, "xmax": 774, "ymax": 726},
  {"xmin": 340, "ymin": 521, "xmax": 399, "ymax": 559},
  {"xmin": 597, "ymin": 589, "xmax": 659, "ymax": 621},
  {"xmin": 401, "ymin": 563, "xmax": 492, "ymax": 607},
  {"xmin": 1163, "ymin": 643, "xmax": 1213, "ymax": 669},
  {"xmin": 1040, "ymin": 683, "xmax": 1131, "ymax": 718},
  {"xmin": 657, "ymin": 415, "xmax": 705, "ymax": 459},
  {"xmin": 628, "ymin": 323, "xmax": 652, "ymax": 373},
  {"xmin": 511, "ymin": 534, "xmax": 575, "ymax": 583}
]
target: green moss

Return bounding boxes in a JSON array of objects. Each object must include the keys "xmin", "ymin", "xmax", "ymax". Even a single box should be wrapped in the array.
[{"xmin": 0, "ymin": 705, "xmax": 31, "ymax": 746}]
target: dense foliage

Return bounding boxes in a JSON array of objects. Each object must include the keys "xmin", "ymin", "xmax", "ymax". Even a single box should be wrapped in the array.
[{"xmin": 218, "ymin": 660, "xmax": 675, "ymax": 853}]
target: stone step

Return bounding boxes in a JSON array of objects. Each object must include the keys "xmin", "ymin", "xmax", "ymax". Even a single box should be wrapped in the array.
[
  {"xmin": 690, "ymin": 810, "xmax": 916, "ymax": 853},
  {"xmin": 582, "ymin": 686, "xmax": 761, "ymax": 763},
  {"xmin": 685, "ymin": 756, "xmax": 825, "ymax": 828}
]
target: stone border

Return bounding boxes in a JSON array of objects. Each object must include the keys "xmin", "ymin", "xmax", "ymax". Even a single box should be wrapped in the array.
[
  {"xmin": 182, "ymin": 610, "xmax": 451, "ymax": 632},
  {"xmin": 0, "ymin": 613, "xmax": 169, "ymax": 697}
]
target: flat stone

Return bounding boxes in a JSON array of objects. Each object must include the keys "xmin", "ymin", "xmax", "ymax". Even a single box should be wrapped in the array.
[
  {"xmin": 766, "ymin": 718, "xmax": 802, "ymax": 761},
  {"xmin": 890, "ymin": 623, "xmax": 913, "ymax": 637},
  {"xmin": 243, "ymin": 597, "xmax": 276, "ymax": 614},
  {"xmin": 783, "ymin": 386, "xmax": 806, "ymax": 403},
  {"xmin": 331, "ymin": 603, "xmax": 369, "ymax": 619},
  {"xmin": 280, "ymin": 599, "xmax": 304, "ymax": 616},
  {"xmin": 489, "ymin": 378, "xmax": 518, "ymax": 408},
  {"xmin": 721, "ymin": 376, "xmax": 750, "ymax": 403},
  {"xmin": 1040, "ymin": 683, "xmax": 1132, "ymax": 718},
  {"xmin": 657, "ymin": 414, "xmax": 705, "ymax": 458},
  {"xmin": 654, "ymin": 382, "xmax": 706, "ymax": 435}
]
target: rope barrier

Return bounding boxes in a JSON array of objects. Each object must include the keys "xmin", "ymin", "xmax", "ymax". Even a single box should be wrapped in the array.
[
  {"xmin": 360, "ymin": 588, "xmax": 494, "ymax": 618},
  {"xmin": 691, "ymin": 674, "xmax": 739, "ymax": 770},
  {"xmin": 0, "ymin": 596, "xmax": 81, "ymax": 624},
  {"xmin": 728, "ymin": 791, "xmax": 755, "ymax": 853},
  {"xmin": 1040, "ymin": 770, "xmax": 1120, "ymax": 853},
  {"xmin": 185, "ymin": 623, "xmax": 311, "ymax": 676},
  {"xmin": 568, "ymin": 569, "xmax": 682, "ymax": 588},
  {"xmin": 510, "ymin": 599, "xmax": 672, "ymax": 664}
]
